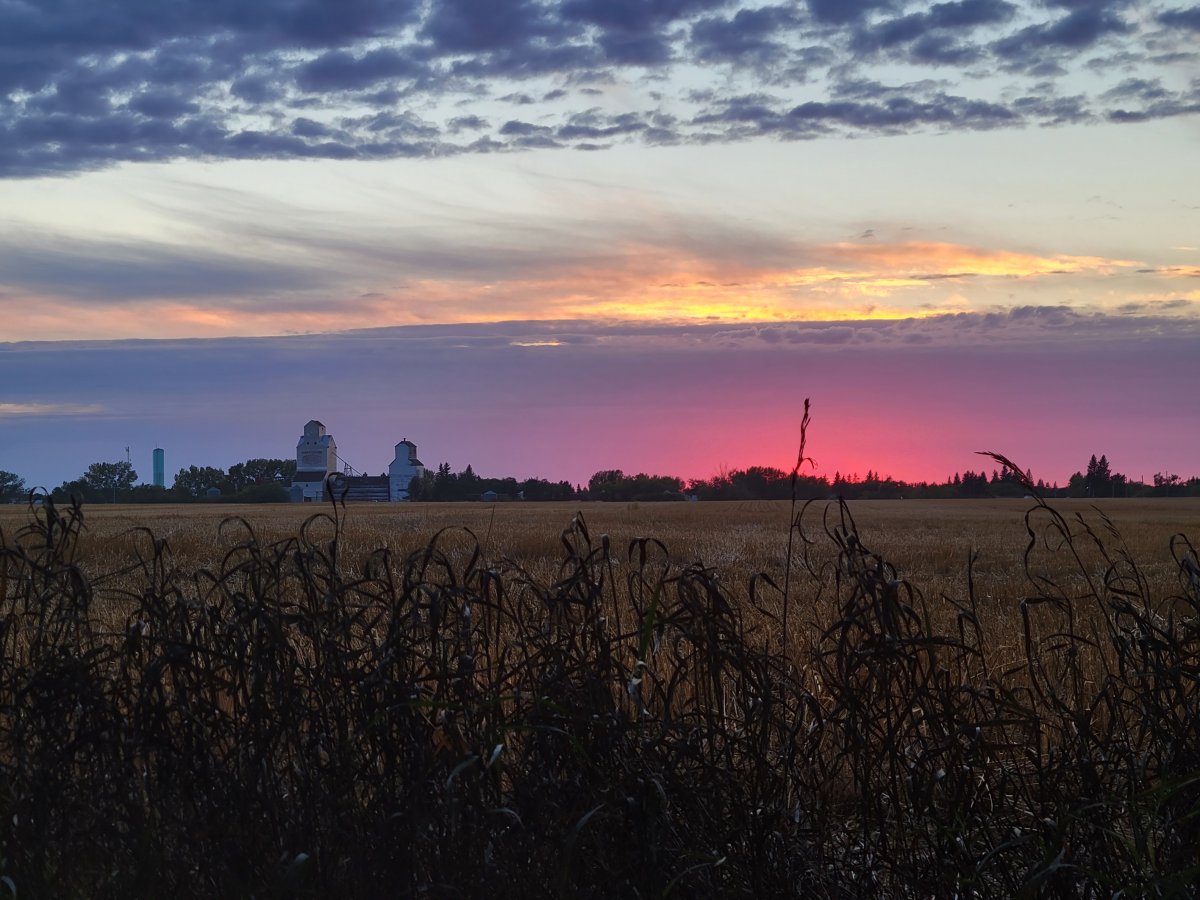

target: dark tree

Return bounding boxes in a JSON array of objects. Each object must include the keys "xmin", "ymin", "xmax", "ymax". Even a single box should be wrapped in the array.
[
  {"xmin": 587, "ymin": 470, "xmax": 626, "ymax": 501},
  {"xmin": 83, "ymin": 461, "xmax": 138, "ymax": 502},
  {"xmin": 519, "ymin": 478, "xmax": 576, "ymax": 501},
  {"xmin": 52, "ymin": 478, "xmax": 93, "ymax": 503},
  {"xmin": 1153, "ymin": 472, "xmax": 1182, "ymax": 497},
  {"xmin": 173, "ymin": 466, "xmax": 228, "ymax": 498},
  {"xmin": 459, "ymin": 464, "xmax": 480, "ymax": 494},
  {"xmin": 1083, "ymin": 454, "xmax": 1116, "ymax": 496},
  {"xmin": 407, "ymin": 471, "xmax": 435, "ymax": 501},
  {"xmin": 0, "ymin": 470, "xmax": 25, "ymax": 503},
  {"xmin": 226, "ymin": 458, "xmax": 296, "ymax": 491},
  {"xmin": 585, "ymin": 470, "xmax": 684, "ymax": 502}
]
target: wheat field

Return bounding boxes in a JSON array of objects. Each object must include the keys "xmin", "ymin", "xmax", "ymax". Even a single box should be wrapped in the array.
[
  {"xmin": 3, "ymin": 494, "xmax": 1200, "ymax": 895},
  {"xmin": 4, "ymin": 496, "xmax": 1196, "ymax": 662},
  {"xmin": 5, "ymin": 494, "xmax": 1194, "ymax": 595}
]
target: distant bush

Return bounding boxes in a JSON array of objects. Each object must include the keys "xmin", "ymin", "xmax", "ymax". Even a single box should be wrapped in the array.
[{"xmin": 226, "ymin": 482, "xmax": 291, "ymax": 503}]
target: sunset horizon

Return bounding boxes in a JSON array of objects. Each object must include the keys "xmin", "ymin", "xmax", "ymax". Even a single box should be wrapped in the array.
[{"xmin": 4, "ymin": 311, "xmax": 1197, "ymax": 492}]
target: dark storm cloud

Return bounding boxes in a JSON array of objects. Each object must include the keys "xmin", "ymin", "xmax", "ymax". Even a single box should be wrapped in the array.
[{"xmin": 0, "ymin": 0, "xmax": 1196, "ymax": 177}]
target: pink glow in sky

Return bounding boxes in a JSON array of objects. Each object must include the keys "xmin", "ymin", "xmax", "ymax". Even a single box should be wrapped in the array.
[{"xmin": 3, "ymin": 317, "xmax": 1198, "ymax": 490}]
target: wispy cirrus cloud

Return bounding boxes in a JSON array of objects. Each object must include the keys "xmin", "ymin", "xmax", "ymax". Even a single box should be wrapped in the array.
[
  {"xmin": 0, "ymin": 224, "xmax": 1172, "ymax": 340},
  {"xmin": 0, "ymin": 402, "xmax": 106, "ymax": 417},
  {"xmin": 818, "ymin": 241, "xmax": 1141, "ymax": 278},
  {"xmin": 374, "ymin": 235, "xmax": 1151, "ymax": 313},
  {"xmin": 0, "ymin": 233, "xmax": 329, "ymax": 301}
]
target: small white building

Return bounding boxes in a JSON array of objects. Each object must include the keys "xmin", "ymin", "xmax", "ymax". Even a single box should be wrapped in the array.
[
  {"xmin": 389, "ymin": 439, "xmax": 425, "ymax": 501},
  {"xmin": 293, "ymin": 419, "xmax": 337, "ymax": 501}
]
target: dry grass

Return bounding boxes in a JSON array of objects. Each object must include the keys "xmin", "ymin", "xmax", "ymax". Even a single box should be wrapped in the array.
[
  {"xmin": 4, "ymin": 497, "xmax": 1193, "ymax": 656},
  {"xmin": 3, "ymin": 496, "xmax": 1193, "ymax": 582},
  {"xmin": 1, "ymin": 495, "xmax": 1198, "ymax": 897}
]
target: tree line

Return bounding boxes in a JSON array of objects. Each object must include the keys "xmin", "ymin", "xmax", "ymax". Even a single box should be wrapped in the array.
[
  {"xmin": 0, "ymin": 458, "xmax": 301, "ymax": 505},
  {"xmin": 2, "ymin": 452, "xmax": 1198, "ymax": 505},
  {"xmin": 405, "ymin": 463, "xmax": 576, "ymax": 502},
  {"xmin": 411, "ymin": 458, "xmax": 1200, "ymax": 502}
]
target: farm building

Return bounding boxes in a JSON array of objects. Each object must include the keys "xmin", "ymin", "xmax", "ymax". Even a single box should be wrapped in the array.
[
  {"xmin": 289, "ymin": 420, "xmax": 426, "ymax": 502},
  {"xmin": 290, "ymin": 420, "xmax": 338, "ymax": 502},
  {"xmin": 388, "ymin": 440, "xmax": 424, "ymax": 501}
]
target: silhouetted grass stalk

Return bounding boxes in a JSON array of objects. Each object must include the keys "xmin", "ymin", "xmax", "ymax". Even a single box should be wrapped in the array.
[
  {"xmin": 783, "ymin": 397, "xmax": 813, "ymax": 653},
  {"xmin": 0, "ymin": 472, "xmax": 1197, "ymax": 897}
]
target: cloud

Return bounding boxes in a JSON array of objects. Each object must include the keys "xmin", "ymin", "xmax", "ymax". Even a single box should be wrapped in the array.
[
  {"xmin": 1116, "ymin": 298, "xmax": 1196, "ymax": 315},
  {"xmin": 806, "ymin": 0, "xmax": 899, "ymax": 25},
  {"xmin": 423, "ymin": 0, "xmax": 572, "ymax": 53},
  {"xmin": 0, "ymin": 0, "xmax": 1194, "ymax": 177},
  {"xmin": 690, "ymin": 6, "xmax": 805, "ymax": 68},
  {"xmin": 1158, "ymin": 6, "xmax": 1200, "ymax": 30},
  {"xmin": 562, "ymin": 0, "xmax": 732, "ymax": 32},
  {"xmin": 688, "ymin": 88, "xmax": 1031, "ymax": 140},
  {"xmin": 819, "ymin": 241, "xmax": 1141, "ymax": 277},
  {"xmin": 0, "ymin": 234, "xmax": 331, "ymax": 301},
  {"xmin": 993, "ymin": 6, "xmax": 1132, "ymax": 68},
  {"xmin": 0, "ymin": 200, "xmax": 1174, "ymax": 341},
  {"xmin": 0, "ymin": 402, "xmax": 106, "ymax": 417},
  {"xmin": 852, "ymin": 0, "xmax": 1017, "ymax": 56},
  {"xmin": 295, "ymin": 48, "xmax": 431, "ymax": 92},
  {"xmin": 779, "ymin": 325, "xmax": 858, "ymax": 344}
]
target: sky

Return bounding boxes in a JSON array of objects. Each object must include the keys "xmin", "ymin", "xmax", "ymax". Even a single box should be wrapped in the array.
[{"xmin": 0, "ymin": 0, "xmax": 1198, "ymax": 490}]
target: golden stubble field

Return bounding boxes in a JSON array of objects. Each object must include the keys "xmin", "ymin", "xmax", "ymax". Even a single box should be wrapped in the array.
[
  {"xmin": 3, "ymin": 497, "xmax": 1197, "ymax": 661},
  {"xmin": 4, "ymin": 494, "xmax": 1200, "ymax": 896}
]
